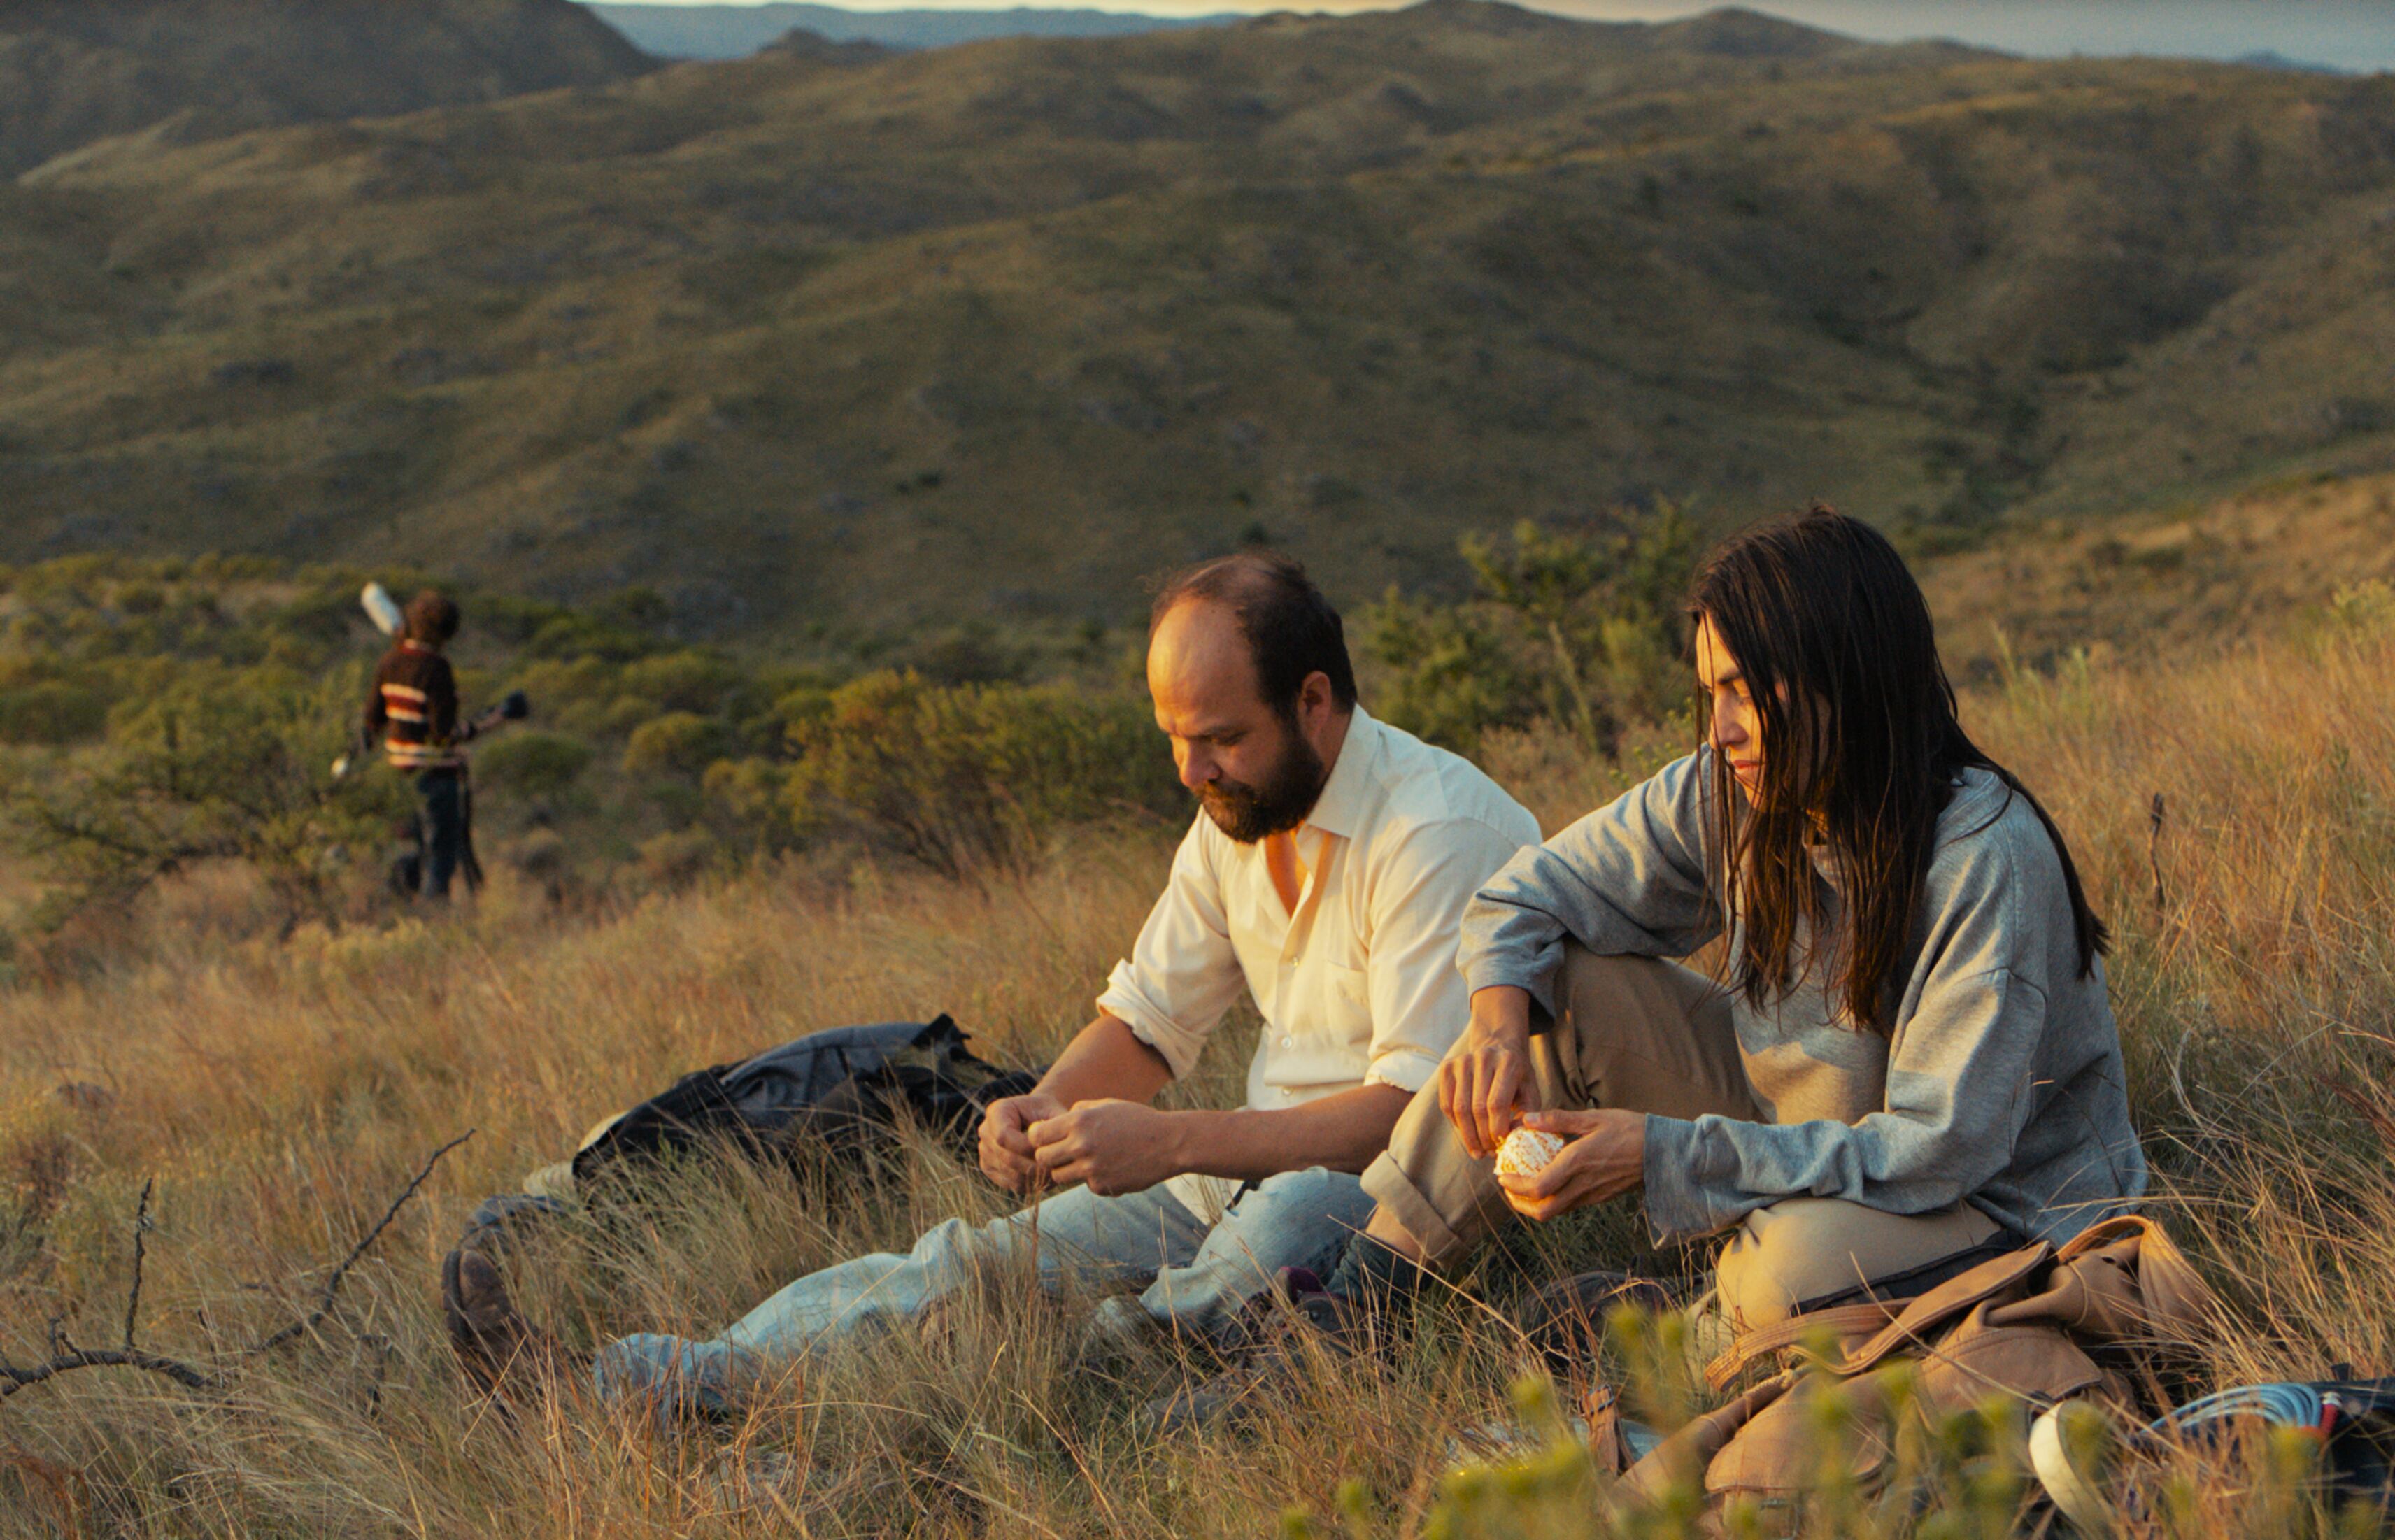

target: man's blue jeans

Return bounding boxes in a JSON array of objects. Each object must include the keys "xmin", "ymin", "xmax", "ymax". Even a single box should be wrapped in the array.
[
  {"xmin": 415, "ymin": 769, "xmax": 465, "ymax": 899},
  {"xmin": 595, "ymin": 1167, "xmax": 1374, "ymax": 1416}
]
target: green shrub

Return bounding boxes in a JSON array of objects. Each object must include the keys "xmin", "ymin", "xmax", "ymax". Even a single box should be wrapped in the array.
[
  {"xmin": 0, "ymin": 665, "xmax": 396, "ymax": 929},
  {"xmin": 781, "ymin": 670, "xmax": 1181, "ymax": 877},
  {"xmin": 115, "ymin": 583, "xmax": 166, "ymax": 617},
  {"xmin": 526, "ymin": 614, "xmax": 655, "ymax": 663},
  {"xmin": 470, "ymin": 593, "xmax": 573, "ymax": 646},
  {"xmin": 476, "ymin": 730, "xmax": 597, "ymax": 797},
  {"xmin": 1363, "ymin": 505, "xmax": 1700, "ymax": 755},
  {"xmin": 0, "ymin": 681, "xmax": 108, "ymax": 745},
  {"xmin": 623, "ymin": 711, "xmax": 738, "ymax": 778},
  {"xmin": 513, "ymin": 655, "xmax": 619, "ymax": 732},
  {"xmin": 620, "ymin": 649, "xmax": 743, "ymax": 714},
  {"xmin": 601, "ymin": 695, "xmax": 662, "ymax": 735},
  {"xmin": 637, "ymin": 828, "xmax": 715, "ymax": 890},
  {"xmin": 1362, "ymin": 592, "xmax": 1537, "ymax": 751},
  {"xmin": 2330, "ymin": 578, "xmax": 2394, "ymax": 636},
  {"xmin": 264, "ymin": 592, "xmax": 356, "ymax": 648},
  {"xmin": 702, "ymin": 756, "xmax": 793, "ymax": 838}
]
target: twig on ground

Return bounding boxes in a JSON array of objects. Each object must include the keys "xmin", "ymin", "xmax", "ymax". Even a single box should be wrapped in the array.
[
  {"xmin": 1, "ymin": 1131, "xmax": 474, "ymax": 1404},
  {"xmin": 252, "ymin": 1129, "xmax": 475, "ymax": 1354},
  {"xmin": 3, "ymin": 1181, "xmax": 217, "ymax": 1402},
  {"xmin": 2148, "ymin": 791, "xmax": 2169, "ymax": 916},
  {"xmin": 123, "ymin": 1177, "xmax": 154, "ymax": 1351},
  {"xmin": 0, "ymin": 1343, "xmax": 220, "ymax": 1402}
]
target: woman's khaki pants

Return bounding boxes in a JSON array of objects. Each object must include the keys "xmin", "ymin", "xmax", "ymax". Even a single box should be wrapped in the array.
[{"xmin": 1358, "ymin": 948, "xmax": 2001, "ymax": 1333}]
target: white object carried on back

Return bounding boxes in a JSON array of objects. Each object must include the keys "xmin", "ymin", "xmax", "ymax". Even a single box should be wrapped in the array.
[{"xmin": 361, "ymin": 582, "xmax": 404, "ymax": 636}]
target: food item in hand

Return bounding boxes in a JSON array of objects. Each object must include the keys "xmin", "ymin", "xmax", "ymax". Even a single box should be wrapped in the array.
[{"xmin": 1495, "ymin": 1127, "xmax": 1565, "ymax": 1176}]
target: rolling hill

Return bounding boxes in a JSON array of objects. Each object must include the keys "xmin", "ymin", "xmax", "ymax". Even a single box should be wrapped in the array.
[
  {"xmin": 4, "ymin": 1, "xmax": 2395, "ymax": 635},
  {"xmin": 0, "ymin": 0, "xmax": 652, "ymax": 177}
]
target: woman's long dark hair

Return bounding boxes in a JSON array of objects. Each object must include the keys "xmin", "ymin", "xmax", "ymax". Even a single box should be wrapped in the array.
[{"xmin": 1691, "ymin": 506, "xmax": 2106, "ymax": 1033}]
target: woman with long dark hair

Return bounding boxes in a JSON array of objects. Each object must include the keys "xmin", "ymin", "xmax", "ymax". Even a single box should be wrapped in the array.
[{"xmin": 1162, "ymin": 507, "xmax": 2147, "ymax": 1426}]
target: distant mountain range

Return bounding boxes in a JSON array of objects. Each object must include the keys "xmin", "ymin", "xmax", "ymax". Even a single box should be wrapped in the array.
[
  {"xmin": 588, "ymin": 3, "xmax": 1236, "ymax": 58},
  {"xmin": 585, "ymin": 0, "xmax": 2383, "ymax": 73},
  {"xmin": 0, "ymin": 0, "xmax": 651, "ymax": 176}
]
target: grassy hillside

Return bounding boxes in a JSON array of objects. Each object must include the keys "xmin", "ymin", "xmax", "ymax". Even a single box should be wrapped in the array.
[
  {"xmin": 6, "ymin": 1, "xmax": 2395, "ymax": 633},
  {"xmin": 0, "ymin": 562, "xmax": 2388, "ymax": 1535},
  {"xmin": 0, "ymin": 0, "xmax": 652, "ymax": 178},
  {"xmin": 1920, "ymin": 465, "xmax": 2395, "ymax": 677}
]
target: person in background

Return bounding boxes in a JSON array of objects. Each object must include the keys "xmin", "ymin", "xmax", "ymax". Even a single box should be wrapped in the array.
[{"xmin": 360, "ymin": 590, "xmax": 488, "ymax": 901}]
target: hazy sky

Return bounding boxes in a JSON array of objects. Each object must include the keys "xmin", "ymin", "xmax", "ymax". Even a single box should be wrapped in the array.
[{"xmin": 603, "ymin": 0, "xmax": 2395, "ymax": 71}]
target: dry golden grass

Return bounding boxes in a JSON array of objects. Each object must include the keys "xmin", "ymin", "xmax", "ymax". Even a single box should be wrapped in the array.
[{"xmin": 1, "ymin": 605, "xmax": 2392, "ymax": 1537}]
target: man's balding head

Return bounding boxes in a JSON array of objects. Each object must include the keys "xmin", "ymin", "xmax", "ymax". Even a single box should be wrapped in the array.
[
  {"xmin": 1146, "ymin": 552, "xmax": 1356, "ymax": 723},
  {"xmin": 1145, "ymin": 552, "xmax": 1354, "ymax": 843}
]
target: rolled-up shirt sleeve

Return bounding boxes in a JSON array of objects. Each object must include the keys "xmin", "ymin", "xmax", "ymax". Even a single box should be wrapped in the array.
[
  {"xmin": 1459, "ymin": 750, "xmax": 1721, "ymax": 1014},
  {"xmin": 1363, "ymin": 818, "xmax": 1537, "ymax": 1092},
  {"xmin": 1095, "ymin": 815, "xmax": 1245, "ymax": 1081}
]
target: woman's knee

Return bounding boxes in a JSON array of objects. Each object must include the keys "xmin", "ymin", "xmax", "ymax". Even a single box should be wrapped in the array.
[{"xmin": 1712, "ymin": 1197, "xmax": 2003, "ymax": 1332}]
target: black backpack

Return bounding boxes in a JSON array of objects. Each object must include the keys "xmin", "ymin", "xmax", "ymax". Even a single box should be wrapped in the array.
[
  {"xmin": 456, "ymin": 1015, "xmax": 1041, "ymax": 1252},
  {"xmin": 571, "ymin": 1013, "xmax": 1038, "ymax": 1176}
]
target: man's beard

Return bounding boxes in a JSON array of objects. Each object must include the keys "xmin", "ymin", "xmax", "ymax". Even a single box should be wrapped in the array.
[{"xmin": 1197, "ymin": 729, "xmax": 1328, "ymax": 844}]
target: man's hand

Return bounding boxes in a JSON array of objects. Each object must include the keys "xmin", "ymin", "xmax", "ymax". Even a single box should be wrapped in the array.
[
  {"xmin": 979, "ymin": 1090, "xmax": 1067, "ymax": 1193},
  {"xmin": 1028, "ymin": 1099, "xmax": 1184, "ymax": 1197},
  {"xmin": 1439, "ymin": 985, "xmax": 1535, "ymax": 1159},
  {"xmin": 1495, "ymin": 1108, "xmax": 1646, "ymax": 1223}
]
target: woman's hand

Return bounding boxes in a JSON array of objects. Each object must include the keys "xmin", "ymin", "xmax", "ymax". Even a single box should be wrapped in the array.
[
  {"xmin": 1439, "ymin": 986, "xmax": 1535, "ymax": 1159},
  {"xmin": 1496, "ymin": 1108, "xmax": 1647, "ymax": 1223}
]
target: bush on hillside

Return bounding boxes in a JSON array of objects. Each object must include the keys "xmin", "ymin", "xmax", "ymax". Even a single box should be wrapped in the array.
[
  {"xmin": 2330, "ymin": 578, "xmax": 2394, "ymax": 636},
  {"xmin": 1363, "ymin": 504, "xmax": 1701, "ymax": 754},
  {"xmin": 776, "ymin": 670, "xmax": 1184, "ymax": 878},
  {"xmin": 619, "ymin": 649, "xmax": 746, "ymax": 715},
  {"xmin": 1360, "ymin": 597, "xmax": 1540, "ymax": 752},
  {"xmin": 623, "ymin": 711, "xmax": 739, "ymax": 778},
  {"xmin": 476, "ymin": 729, "xmax": 597, "ymax": 798},
  {"xmin": 0, "ymin": 666, "xmax": 397, "ymax": 932},
  {"xmin": 469, "ymin": 592, "xmax": 574, "ymax": 646},
  {"xmin": 525, "ymin": 613, "xmax": 656, "ymax": 663},
  {"xmin": 0, "ymin": 680, "xmax": 109, "ymax": 745}
]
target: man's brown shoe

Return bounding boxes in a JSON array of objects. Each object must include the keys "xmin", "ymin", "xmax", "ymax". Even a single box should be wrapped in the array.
[{"xmin": 441, "ymin": 1248, "xmax": 581, "ymax": 1400}]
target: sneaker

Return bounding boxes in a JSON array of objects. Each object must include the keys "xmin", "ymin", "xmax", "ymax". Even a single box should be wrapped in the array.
[
  {"xmin": 441, "ymin": 1247, "xmax": 583, "ymax": 1402},
  {"xmin": 1076, "ymin": 1293, "xmax": 1171, "ymax": 1371},
  {"xmin": 1142, "ymin": 1268, "xmax": 1377, "ymax": 1434},
  {"xmin": 1514, "ymin": 1269, "xmax": 1679, "ymax": 1377}
]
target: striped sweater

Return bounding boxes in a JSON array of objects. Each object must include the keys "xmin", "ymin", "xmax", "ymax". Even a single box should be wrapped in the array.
[{"xmin": 363, "ymin": 641, "xmax": 478, "ymax": 771}]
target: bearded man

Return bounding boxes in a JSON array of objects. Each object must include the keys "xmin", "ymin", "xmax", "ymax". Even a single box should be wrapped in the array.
[{"xmin": 446, "ymin": 552, "xmax": 1539, "ymax": 1417}]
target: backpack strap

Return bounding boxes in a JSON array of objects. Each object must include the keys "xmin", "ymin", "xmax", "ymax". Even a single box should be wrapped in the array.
[
  {"xmin": 1710, "ymin": 1238, "xmax": 2061, "ymax": 1392},
  {"xmin": 1840, "ymin": 1240, "xmax": 2056, "ymax": 1374},
  {"xmin": 1705, "ymin": 1302, "xmax": 1908, "ymax": 1392}
]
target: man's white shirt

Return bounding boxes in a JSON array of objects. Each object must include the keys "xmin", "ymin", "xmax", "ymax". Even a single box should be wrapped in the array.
[{"xmin": 1095, "ymin": 707, "xmax": 1541, "ymax": 1220}]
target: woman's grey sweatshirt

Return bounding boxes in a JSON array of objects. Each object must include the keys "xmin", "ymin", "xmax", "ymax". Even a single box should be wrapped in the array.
[{"xmin": 1459, "ymin": 750, "xmax": 2147, "ymax": 1247}]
